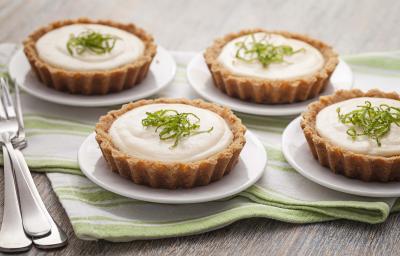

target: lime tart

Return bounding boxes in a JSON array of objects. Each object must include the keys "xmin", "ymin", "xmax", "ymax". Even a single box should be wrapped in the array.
[
  {"xmin": 301, "ymin": 89, "xmax": 400, "ymax": 182},
  {"xmin": 23, "ymin": 18, "xmax": 157, "ymax": 95},
  {"xmin": 95, "ymin": 98, "xmax": 246, "ymax": 189},
  {"xmin": 204, "ymin": 29, "xmax": 338, "ymax": 104}
]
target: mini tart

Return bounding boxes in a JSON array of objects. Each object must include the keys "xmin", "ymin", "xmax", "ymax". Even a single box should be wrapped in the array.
[
  {"xmin": 23, "ymin": 18, "xmax": 157, "ymax": 95},
  {"xmin": 204, "ymin": 29, "xmax": 338, "ymax": 104},
  {"xmin": 301, "ymin": 89, "xmax": 400, "ymax": 182},
  {"xmin": 95, "ymin": 98, "xmax": 246, "ymax": 189}
]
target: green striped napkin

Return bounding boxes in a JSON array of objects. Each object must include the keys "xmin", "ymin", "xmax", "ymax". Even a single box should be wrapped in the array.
[{"xmin": 1, "ymin": 43, "xmax": 400, "ymax": 242}]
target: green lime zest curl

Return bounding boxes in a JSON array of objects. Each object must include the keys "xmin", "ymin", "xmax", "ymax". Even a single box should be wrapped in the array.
[
  {"xmin": 141, "ymin": 109, "xmax": 214, "ymax": 148},
  {"xmin": 66, "ymin": 30, "xmax": 120, "ymax": 56},
  {"xmin": 234, "ymin": 33, "xmax": 304, "ymax": 68},
  {"xmin": 336, "ymin": 101, "xmax": 400, "ymax": 146}
]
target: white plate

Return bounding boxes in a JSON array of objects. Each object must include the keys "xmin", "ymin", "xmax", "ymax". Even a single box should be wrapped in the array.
[
  {"xmin": 78, "ymin": 131, "xmax": 267, "ymax": 204},
  {"xmin": 282, "ymin": 117, "xmax": 400, "ymax": 197},
  {"xmin": 187, "ymin": 53, "xmax": 353, "ymax": 116},
  {"xmin": 8, "ymin": 47, "xmax": 176, "ymax": 107}
]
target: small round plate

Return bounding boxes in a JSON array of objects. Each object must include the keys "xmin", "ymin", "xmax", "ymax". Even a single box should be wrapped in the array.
[
  {"xmin": 282, "ymin": 117, "xmax": 400, "ymax": 197},
  {"xmin": 187, "ymin": 53, "xmax": 353, "ymax": 116},
  {"xmin": 8, "ymin": 47, "xmax": 176, "ymax": 107},
  {"xmin": 78, "ymin": 131, "xmax": 267, "ymax": 204}
]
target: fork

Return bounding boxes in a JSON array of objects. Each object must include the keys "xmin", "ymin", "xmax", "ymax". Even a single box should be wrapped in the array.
[
  {"xmin": 0, "ymin": 78, "xmax": 51, "ymax": 238},
  {"xmin": 1, "ymin": 78, "xmax": 68, "ymax": 249},
  {"xmin": 0, "ymin": 100, "xmax": 32, "ymax": 252},
  {"xmin": 10, "ymin": 80, "xmax": 68, "ymax": 249}
]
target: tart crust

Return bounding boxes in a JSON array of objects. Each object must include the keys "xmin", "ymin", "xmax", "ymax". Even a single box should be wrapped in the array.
[
  {"xmin": 23, "ymin": 18, "xmax": 157, "ymax": 95},
  {"xmin": 301, "ymin": 89, "xmax": 400, "ymax": 182},
  {"xmin": 204, "ymin": 29, "xmax": 338, "ymax": 104},
  {"xmin": 95, "ymin": 98, "xmax": 247, "ymax": 189}
]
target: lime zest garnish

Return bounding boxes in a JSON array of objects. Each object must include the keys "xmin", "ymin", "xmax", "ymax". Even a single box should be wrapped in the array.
[
  {"xmin": 336, "ymin": 100, "xmax": 400, "ymax": 146},
  {"xmin": 234, "ymin": 33, "xmax": 304, "ymax": 68},
  {"xmin": 141, "ymin": 109, "xmax": 214, "ymax": 148},
  {"xmin": 66, "ymin": 30, "xmax": 120, "ymax": 56}
]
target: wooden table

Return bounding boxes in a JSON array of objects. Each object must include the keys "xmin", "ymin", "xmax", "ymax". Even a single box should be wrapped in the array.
[{"xmin": 1, "ymin": 0, "xmax": 400, "ymax": 255}]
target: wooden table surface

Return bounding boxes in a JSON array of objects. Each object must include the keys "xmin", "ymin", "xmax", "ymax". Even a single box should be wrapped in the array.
[{"xmin": 1, "ymin": 0, "xmax": 400, "ymax": 255}]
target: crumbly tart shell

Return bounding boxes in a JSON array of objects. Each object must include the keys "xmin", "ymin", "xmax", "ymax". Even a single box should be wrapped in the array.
[
  {"xmin": 95, "ymin": 98, "xmax": 247, "ymax": 189},
  {"xmin": 301, "ymin": 89, "xmax": 400, "ymax": 182},
  {"xmin": 23, "ymin": 18, "xmax": 157, "ymax": 95},
  {"xmin": 204, "ymin": 29, "xmax": 339, "ymax": 104}
]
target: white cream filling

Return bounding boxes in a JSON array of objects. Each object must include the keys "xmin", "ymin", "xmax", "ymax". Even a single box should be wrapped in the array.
[
  {"xmin": 217, "ymin": 32, "xmax": 324, "ymax": 79},
  {"xmin": 109, "ymin": 103, "xmax": 234, "ymax": 162},
  {"xmin": 316, "ymin": 97, "xmax": 400, "ymax": 157},
  {"xmin": 35, "ymin": 24, "xmax": 144, "ymax": 71}
]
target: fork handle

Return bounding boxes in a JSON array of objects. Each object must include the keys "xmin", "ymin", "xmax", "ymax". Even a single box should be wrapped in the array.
[
  {"xmin": 14, "ymin": 150, "xmax": 68, "ymax": 248},
  {"xmin": 4, "ymin": 142, "xmax": 51, "ymax": 237},
  {"xmin": 0, "ymin": 145, "xmax": 32, "ymax": 252}
]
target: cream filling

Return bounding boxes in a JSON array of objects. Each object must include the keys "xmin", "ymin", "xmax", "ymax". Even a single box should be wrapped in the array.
[
  {"xmin": 316, "ymin": 97, "xmax": 400, "ymax": 157},
  {"xmin": 35, "ymin": 24, "xmax": 145, "ymax": 71},
  {"xmin": 109, "ymin": 104, "xmax": 234, "ymax": 162},
  {"xmin": 217, "ymin": 32, "xmax": 324, "ymax": 79}
]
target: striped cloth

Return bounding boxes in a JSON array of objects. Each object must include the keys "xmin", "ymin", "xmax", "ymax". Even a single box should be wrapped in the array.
[{"xmin": 1, "ymin": 44, "xmax": 400, "ymax": 242}]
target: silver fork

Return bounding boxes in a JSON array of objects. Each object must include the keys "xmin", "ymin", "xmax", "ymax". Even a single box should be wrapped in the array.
[
  {"xmin": 1, "ymin": 78, "xmax": 68, "ymax": 249},
  {"xmin": 11, "ymin": 79, "xmax": 68, "ymax": 249},
  {"xmin": 0, "ymin": 84, "xmax": 31, "ymax": 252},
  {"xmin": 0, "ymin": 78, "xmax": 51, "ymax": 238}
]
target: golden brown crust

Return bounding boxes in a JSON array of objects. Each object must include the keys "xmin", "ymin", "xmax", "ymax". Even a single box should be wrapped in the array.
[
  {"xmin": 95, "ymin": 98, "xmax": 247, "ymax": 189},
  {"xmin": 23, "ymin": 17, "xmax": 157, "ymax": 95},
  {"xmin": 301, "ymin": 89, "xmax": 400, "ymax": 182},
  {"xmin": 204, "ymin": 28, "xmax": 338, "ymax": 104}
]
